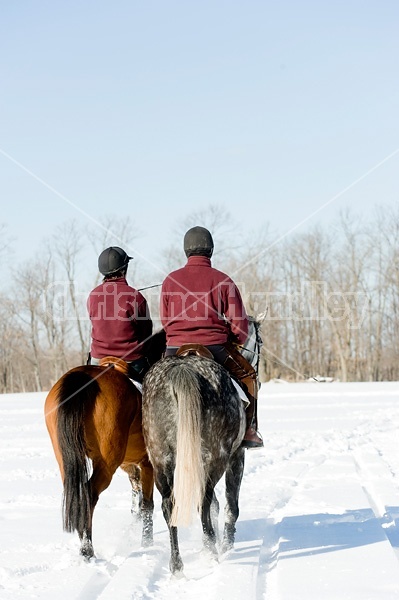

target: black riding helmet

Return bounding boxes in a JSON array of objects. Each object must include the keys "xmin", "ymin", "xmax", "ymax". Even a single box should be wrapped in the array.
[
  {"xmin": 98, "ymin": 246, "xmax": 132, "ymax": 276},
  {"xmin": 184, "ymin": 226, "xmax": 214, "ymax": 258}
]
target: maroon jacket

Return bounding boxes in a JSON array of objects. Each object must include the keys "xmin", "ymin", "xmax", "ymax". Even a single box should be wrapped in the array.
[
  {"xmin": 160, "ymin": 256, "xmax": 248, "ymax": 347},
  {"xmin": 87, "ymin": 277, "xmax": 152, "ymax": 361}
]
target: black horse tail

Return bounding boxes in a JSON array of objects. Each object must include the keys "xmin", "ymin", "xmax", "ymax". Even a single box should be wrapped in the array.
[
  {"xmin": 169, "ymin": 363, "xmax": 205, "ymax": 527},
  {"xmin": 56, "ymin": 370, "xmax": 99, "ymax": 534}
]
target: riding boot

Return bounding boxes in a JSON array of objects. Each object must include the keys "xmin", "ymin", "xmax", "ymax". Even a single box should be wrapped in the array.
[
  {"xmin": 222, "ymin": 347, "xmax": 263, "ymax": 449},
  {"xmin": 241, "ymin": 388, "xmax": 263, "ymax": 449},
  {"xmin": 238, "ymin": 374, "xmax": 263, "ymax": 448}
]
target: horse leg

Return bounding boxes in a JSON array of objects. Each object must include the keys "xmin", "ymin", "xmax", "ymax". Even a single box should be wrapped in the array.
[
  {"xmin": 79, "ymin": 528, "xmax": 94, "ymax": 559},
  {"xmin": 201, "ymin": 483, "xmax": 218, "ymax": 558},
  {"xmin": 158, "ymin": 472, "xmax": 184, "ymax": 575},
  {"xmin": 211, "ymin": 491, "xmax": 220, "ymax": 542},
  {"xmin": 139, "ymin": 457, "xmax": 154, "ymax": 547},
  {"xmin": 164, "ymin": 501, "xmax": 184, "ymax": 575},
  {"xmin": 123, "ymin": 464, "xmax": 143, "ymax": 518},
  {"xmin": 79, "ymin": 462, "xmax": 114, "ymax": 559},
  {"xmin": 222, "ymin": 447, "xmax": 245, "ymax": 553},
  {"xmin": 76, "ymin": 477, "xmax": 95, "ymax": 559}
]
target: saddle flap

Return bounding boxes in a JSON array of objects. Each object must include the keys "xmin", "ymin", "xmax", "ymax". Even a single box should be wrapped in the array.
[
  {"xmin": 175, "ymin": 344, "xmax": 214, "ymax": 360},
  {"xmin": 230, "ymin": 378, "xmax": 250, "ymax": 408},
  {"xmin": 98, "ymin": 356, "xmax": 129, "ymax": 375}
]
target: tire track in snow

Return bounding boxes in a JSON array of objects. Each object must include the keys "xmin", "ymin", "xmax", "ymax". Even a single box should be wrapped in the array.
[
  {"xmin": 83, "ymin": 450, "xmax": 300, "ymax": 600},
  {"xmin": 241, "ymin": 449, "xmax": 329, "ymax": 600},
  {"xmin": 351, "ymin": 446, "xmax": 399, "ymax": 561},
  {"xmin": 71, "ymin": 512, "xmax": 171, "ymax": 600},
  {"xmin": 259, "ymin": 437, "xmax": 345, "ymax": 600},
  {"xmin": 76, "ymin": 544, "xmax": 169, "ymax": 600}
]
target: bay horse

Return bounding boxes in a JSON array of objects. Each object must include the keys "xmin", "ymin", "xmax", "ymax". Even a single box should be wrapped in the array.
[
  {"xmin": 141, "ymin": 317, "xmax": 263, "ymax": 574},
  {"xmin": 44, "ymin": 329, "xmax": 166, "ymax": 559}
]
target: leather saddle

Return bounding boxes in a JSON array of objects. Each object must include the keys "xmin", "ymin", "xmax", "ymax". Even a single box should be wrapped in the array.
[
  {"xmin": 99, "ymin": 356, "xmax": 129, "ymax": 375},
  {"xmin": 175, "ymin": 344, "xmax": 214, "ymax": 360},
  {"xmin": 174, "ymin": 344, "xmax": 249, "ymax": 406}
]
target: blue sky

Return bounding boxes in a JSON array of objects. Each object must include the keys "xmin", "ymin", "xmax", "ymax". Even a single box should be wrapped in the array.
[{"xmin": 1, "ymin": 1, "xmax": 398, "ymax": 278}]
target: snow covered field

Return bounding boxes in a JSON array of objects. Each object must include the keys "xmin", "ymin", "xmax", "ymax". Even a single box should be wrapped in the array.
[{"xmin": 1, "ymin": 381, "xmax": 399, "ymax": 599}]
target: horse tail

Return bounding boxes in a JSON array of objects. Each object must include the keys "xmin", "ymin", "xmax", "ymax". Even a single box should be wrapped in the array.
[
  {"xmin": 55, "ymin": 370, "xmax": 99, "ymax": 534},
  {"xmin": 169, "ymin": 364, "xmax": 205, "ymax": 527}
]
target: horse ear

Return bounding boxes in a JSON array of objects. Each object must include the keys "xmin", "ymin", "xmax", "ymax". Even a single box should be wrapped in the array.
[{"xmin": 256, "ymin": 310, "xmax": 268, "ymax": 324}]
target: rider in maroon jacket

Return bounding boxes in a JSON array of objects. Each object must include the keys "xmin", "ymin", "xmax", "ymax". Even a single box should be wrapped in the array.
[
  {"xmin": 160, "ymin": 226, "xmax": 263, "ymax": 448},
  {"xmin": 87, "ymin": 246, "xmax": 153, "ymax": 382}
]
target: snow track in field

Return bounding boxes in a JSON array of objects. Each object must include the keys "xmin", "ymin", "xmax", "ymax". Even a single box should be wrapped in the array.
[{"xmin": 2, "ymin": 383, "xmax": 399, "ymax": 599}]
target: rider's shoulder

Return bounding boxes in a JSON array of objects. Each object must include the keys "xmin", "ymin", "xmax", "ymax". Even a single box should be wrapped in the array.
[{"xmin": 210, "ymin": 266, "xmax": 236, "ymax": 286}]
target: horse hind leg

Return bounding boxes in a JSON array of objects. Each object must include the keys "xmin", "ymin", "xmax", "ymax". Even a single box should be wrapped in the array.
[
  {"xmin": 122, "ymin": 464, "xmax": 143, "ymax": 519},
  {"xmin": 157, "ymin": 472, "xmax": 184, "ymax": 575},
  {"xmin": 138, "ymin": 458, "xmax": 154, "ymax": 548},
  {"xmin": 201, "ymin": 483, "xmax": 219, "ymax": 558},
  {"xmin": 222, "ymin": 447, "xmax": 245, "ymax": 554},
  {"xmin": 80, "ymin": 529, "xmax": 94, "ymax": 559},
  {"xmin": 211, "ymin": 491, "xmax": 220, "ymax": 542},
  {"xmin": 164, "ymin": 501, "xmax": 184, "ymax": 576},
  {"xmin": 120, "ymin": 458, "xmax": 154, "ymax": 547},
  {"xmin": 75, "ymin": 479, "xmax": 95, "ymax": 560},
  {"xmin": 79, "ymin": 462, "xmax": 114, "ymax": 559}
]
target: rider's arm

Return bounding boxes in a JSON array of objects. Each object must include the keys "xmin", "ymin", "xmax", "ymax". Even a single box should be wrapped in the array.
[
  {"xmin": 160, "ymin": 279, "xmax": 169, "ymax": 330},
  {"xmin": 220, "ymin": 280, "xmax": 248, "ymax": 345},
  {"xmin": 136, "ymin": 294, "xmax": 153, "ymax": 341}
]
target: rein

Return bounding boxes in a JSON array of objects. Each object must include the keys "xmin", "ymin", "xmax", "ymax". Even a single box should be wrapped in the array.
[{"xmin": 235, "ymin": 344, "xmax": 257, "ymax": 356}]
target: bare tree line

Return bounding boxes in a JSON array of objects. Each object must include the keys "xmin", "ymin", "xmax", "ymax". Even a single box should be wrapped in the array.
[
  {"xmin": 0, "ymin": 215, "xmax": 142, "ymax": 392},
  {"xmin": 236, "ymin": 207, "xmax": 399, "ymax": 383},
  {"xmin": 0, "ymin": 205, "xmax": 398, "ymax": 393}
]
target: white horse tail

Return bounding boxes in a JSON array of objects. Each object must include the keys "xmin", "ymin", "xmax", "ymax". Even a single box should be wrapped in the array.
[{"xmin": 169, "ymin": 364, "xmax": 205, "ymax": 527}]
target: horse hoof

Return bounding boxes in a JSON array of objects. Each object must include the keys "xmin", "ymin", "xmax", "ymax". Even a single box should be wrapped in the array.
[
  {"xmin": 80, "ymin": 543, "xmax": 95, "ymax": 560},
  {"xmin": 203, "ymin": 541, "xmax": 218, "ymax": 560},
  {"xmin": 172, "ymin": 569, "xmax": 185, "ymax": 580},
  {"xmin": 170, "ymin": 556, "xmax": 184, "ymax": 576},
  {"xmin": 131, "ymin": 512, "xmax": 142, "ymax": 524},
  {"xmin": 141, "ymin": 535, "xmax": 153, "ymax": 548},
  {"xmin": 220, "ymin": 539, "xmax": 234, "ymax": 555}
]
